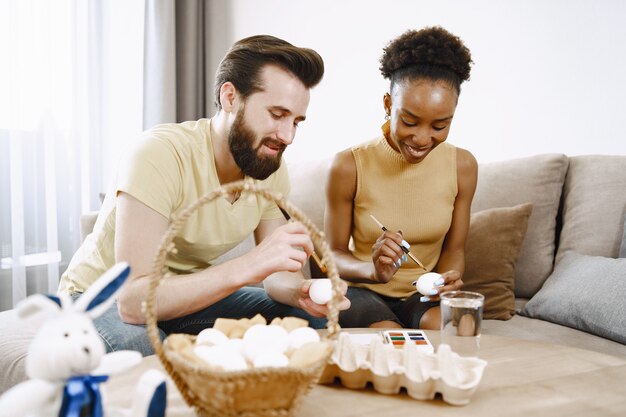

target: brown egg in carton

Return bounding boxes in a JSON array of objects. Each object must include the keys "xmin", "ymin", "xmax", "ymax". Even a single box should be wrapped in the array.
[
  {"xmin": 319, "ymin": 332, "xmax": 487, "ymax": 406},
  {"xmin": 166, "ymin": 314, "xmax": 331, "ymax": 372}
]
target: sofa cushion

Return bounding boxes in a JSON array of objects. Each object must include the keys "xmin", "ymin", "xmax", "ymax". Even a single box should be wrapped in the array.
[
  {"xmin": 621, "ymin": 216, "xmax": 626, "ymax": 258},
  {"xmin": 463, "ymin": 203, "xmax": 533, "ymax": 320},
  {"xmin": 521, "ymin": 251, "xmax": 626, "ymax": 344},
  {"xmin": 286, "ymin": 158, "xmax": 332, "ymax": 231},
  {"xmin": 0, "ymin": 309, "xmax": 48, "ymax": 394},
  {"xmin": 556, "ymin": 155, "xmax": 626, "ymax": 263},
  {"xmin": 481, "ymin": 314, "xmax": 626, "ymax": 358},
  {"xmin": 471, "ymin": 154, "xmax": 569, "ymax": 298},
  {"xmin": 287, "ymin": 158, "xmax": 333, "ymax": 279},
  {"xmin": 80, "ymin": 211, "xmax": 99, "ymax": 242}
]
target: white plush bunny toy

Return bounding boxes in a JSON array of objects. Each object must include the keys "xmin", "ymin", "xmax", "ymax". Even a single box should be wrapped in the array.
[{"xmin": 0, "ymin": 262, "xmax": 167, "ymax": 417}]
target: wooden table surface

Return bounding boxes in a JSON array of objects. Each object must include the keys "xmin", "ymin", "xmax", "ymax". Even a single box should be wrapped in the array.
[{"xmin": 106, "ymin": 331, "xmax": 626, "ymax": 416}]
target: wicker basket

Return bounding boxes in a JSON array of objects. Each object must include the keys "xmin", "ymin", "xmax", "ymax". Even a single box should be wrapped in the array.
[{"xmin": 144, "ymin": 181, "xmax": 342, "ymax": 417}]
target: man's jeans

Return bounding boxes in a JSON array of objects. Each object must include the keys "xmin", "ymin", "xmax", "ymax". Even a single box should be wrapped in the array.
[{"xmin": 84, "ymin": 287, "xmax": 327, "ymax": 356}]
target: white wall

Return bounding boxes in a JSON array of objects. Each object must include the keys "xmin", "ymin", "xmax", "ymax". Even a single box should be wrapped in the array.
[{"xmin": 225, "ymin": 0, "xmax": 626, "ymax": 164}]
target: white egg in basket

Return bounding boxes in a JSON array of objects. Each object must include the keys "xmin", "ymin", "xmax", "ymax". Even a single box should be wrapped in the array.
[
  {"xmin": 242, "ymin": 324, "xmax": 289, "ymax": 362},
  {"xmin": 194, "ymin": 344, "xmax": 248, "ymax": 371},
  {"xmin": 288, "ymin": 326, "xmax": 321, "ymax": 350},
  {"xmin": 196, "ymin": 328, "xmax": 229, "ymax": 346},
  {"xmin": 224, "ymin": 337, "xmax": 244, "ymax": 355},
  {"xmin": 253, "ymin": 351, "xmax": 290, "ymax": 368}
]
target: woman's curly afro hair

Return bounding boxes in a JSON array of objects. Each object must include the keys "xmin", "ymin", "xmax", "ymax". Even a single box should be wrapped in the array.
[{"xmin": 380, "ymin": 26, "xmax": 473, "ymax": 93}]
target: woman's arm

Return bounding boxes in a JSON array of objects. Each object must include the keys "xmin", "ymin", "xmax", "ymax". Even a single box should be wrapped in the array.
[{"xmin": 325, "ymin": 150, "xmax": 405, "ymax": 284}]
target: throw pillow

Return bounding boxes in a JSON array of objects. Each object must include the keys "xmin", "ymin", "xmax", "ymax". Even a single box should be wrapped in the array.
[
  {"xmin": 619, "ymin": 217, "xmax": 626, "ymax": 258},
  {"xmin": 556, "ymin": 155, "xmax": 626, "ymax": 263},
  {"xmin": 471, "ymin": 154, "xmax": 569, "ymax": 298},
  {"xmin": 521, "ymin": 251, "xmax": 626, "ymax": 344},
  {"xmin": 463, "ymin": 203, "xmax": 533, "ymax": 320}
]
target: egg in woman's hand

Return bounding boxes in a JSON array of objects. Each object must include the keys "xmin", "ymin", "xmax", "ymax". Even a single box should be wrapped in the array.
[
  {"xmin": 309, "ymin": 279, "xmax": 333, "ymax": 305},
  {"xmin": 287, "ymin": 326, "xmax": 320, "ymax": 350},
  {"xmin": 193, "ymin": 344, "xmax": 248, "ymax": 371},
  {"xmin": 196, "ymin": 328, "xmax": 229, "ymax": 346},
  {"xmin": 242, "ymin": 324, "xmax": 289, "ymax": 362},
  {"xmin": 412, "ymin": 272, "xmax": 443, "ymax": 296}
]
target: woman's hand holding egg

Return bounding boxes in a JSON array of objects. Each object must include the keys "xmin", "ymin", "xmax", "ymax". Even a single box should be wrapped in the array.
[{"xmin": 412, "ymin": 272, "xmax": 444, "ymax": 302}]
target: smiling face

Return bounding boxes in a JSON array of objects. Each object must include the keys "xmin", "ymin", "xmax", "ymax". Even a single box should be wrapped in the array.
[
  {"xmin": 384, "ymin": 79, "xmax": 458, "ymax": 164},
  {"xmin": 228, "ymin": 65, "xmax": 310, "ymax": 179}
]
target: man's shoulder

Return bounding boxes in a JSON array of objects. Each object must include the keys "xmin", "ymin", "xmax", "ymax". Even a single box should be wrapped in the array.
[
  {"xmin": 144, "ymin": 118, "xmax": 210, "ymax": 145},
  {"xmin": 134, "ymin": 119, "xmax": 212, "ymax": 161}
]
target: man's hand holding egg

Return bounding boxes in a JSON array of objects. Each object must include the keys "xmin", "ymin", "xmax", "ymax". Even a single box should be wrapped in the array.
[{"xmin": 298, "ymin": 278, "xmax": 351, "ymax": 317}]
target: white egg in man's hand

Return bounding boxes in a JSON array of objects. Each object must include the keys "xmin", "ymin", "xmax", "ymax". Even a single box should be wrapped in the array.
[{"xmin": 308, "ymin": 279, "xmax": 333, "ymax": 305}]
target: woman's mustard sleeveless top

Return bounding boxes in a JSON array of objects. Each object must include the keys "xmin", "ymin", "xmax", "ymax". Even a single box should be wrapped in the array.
[{"xmin": 350, "ymin": 135, "xmax": 457, "ymax": 298}]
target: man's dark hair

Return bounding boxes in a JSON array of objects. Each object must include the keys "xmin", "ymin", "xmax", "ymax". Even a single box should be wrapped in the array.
[
  {"xmin": 214, "ymin": 35, "xmax": 324, "ymax": 110},
  {"xmin": 380, "ymin": 26, "xmax": 473, "ymax": 94}
]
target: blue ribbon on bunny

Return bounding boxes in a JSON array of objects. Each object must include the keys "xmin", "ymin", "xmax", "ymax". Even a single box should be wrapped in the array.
[
  {"xmin": 0, "ymin": 263, "xmax": 167, "ymax": 417},
  {"xmin": 59, "ymin": 375, "xmax": 109, "ymax": 417}
]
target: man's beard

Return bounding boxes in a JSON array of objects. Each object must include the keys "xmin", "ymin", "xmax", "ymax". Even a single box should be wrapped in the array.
[{"xmin": 228, "ymin": 110, "xmax": 285, "ymax": 180}]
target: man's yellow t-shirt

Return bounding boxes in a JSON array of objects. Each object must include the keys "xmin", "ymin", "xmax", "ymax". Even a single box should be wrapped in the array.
[{"xmin": 58, "ymin": 118, "xmax": 289, "ymax": 294}]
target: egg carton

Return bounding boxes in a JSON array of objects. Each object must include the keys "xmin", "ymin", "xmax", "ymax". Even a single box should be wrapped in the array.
[{"xmin": 319, "ymin": 332, "xmax": 487, "ymax": 406}]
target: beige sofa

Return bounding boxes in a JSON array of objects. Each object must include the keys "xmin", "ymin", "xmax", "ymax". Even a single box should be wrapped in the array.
[
  {"xmin": 1, "ymin": 153, "xmax": 625, "ymax": 395},
  {"xmin": 217, "ymin": 153, "xmax": 626, "ymax": 357},
  {"xmin": 281, "ymin": 153, "xmax": 626, "ymax": 357}
]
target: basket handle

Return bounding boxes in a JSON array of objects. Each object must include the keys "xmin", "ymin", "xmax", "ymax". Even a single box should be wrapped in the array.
[{"xmin": 143, "ymin": 181, "xmax": 342, "ymax": 395}]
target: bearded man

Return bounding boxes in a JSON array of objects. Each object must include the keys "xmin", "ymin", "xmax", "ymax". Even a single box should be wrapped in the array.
[{"xmin": 57, "ymin": 35, "xmax": 350, "ymax": 355}]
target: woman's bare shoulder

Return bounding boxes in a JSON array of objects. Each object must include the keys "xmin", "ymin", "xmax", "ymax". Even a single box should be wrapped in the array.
[
  {"xmin": 455, "ymin": 146, "xmax": 478, "ymax": 176},
  {"xmin": 330, "ymin": 148, "xmax": 357, "ymax": 177}
]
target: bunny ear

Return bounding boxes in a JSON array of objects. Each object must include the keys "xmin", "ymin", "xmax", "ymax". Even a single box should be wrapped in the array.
[
  {"xmin": 46, "ymin": 295, "xmax": 63, "ymax": 307},
  {"xmin": 73, "ymin": 262, "xmax": 131, "ymax": 318},
  {"xmin": 16, "ymin": 294, "xmax": 62, "ymax": 319}
]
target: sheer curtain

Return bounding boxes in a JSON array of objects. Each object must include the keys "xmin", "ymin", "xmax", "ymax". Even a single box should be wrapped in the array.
[
  {"xmin": 0, "ymin": 0, "xmax": 90, "ymax": 311},
  {"xmin": 0, "ymin": 0, "xmax": 143, "ymax": 311},
  {"xmin": 0, "ymin": 0, "xmax": 225, "ymax": 311}
]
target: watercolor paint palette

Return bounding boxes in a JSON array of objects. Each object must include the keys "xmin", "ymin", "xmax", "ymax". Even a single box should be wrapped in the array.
[
  {"xmin": 382, "ymin": 330, "xmax": 434, "ymax": 353},
  {"xmin": 320, "ymin": 332, "xmax": 487, "ymax": 405}
]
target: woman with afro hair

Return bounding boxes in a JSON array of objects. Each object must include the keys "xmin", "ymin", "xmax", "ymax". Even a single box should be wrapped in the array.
[{"xmin": 325, "ymin": 26, "xmax": 477, "ymax": 329}]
